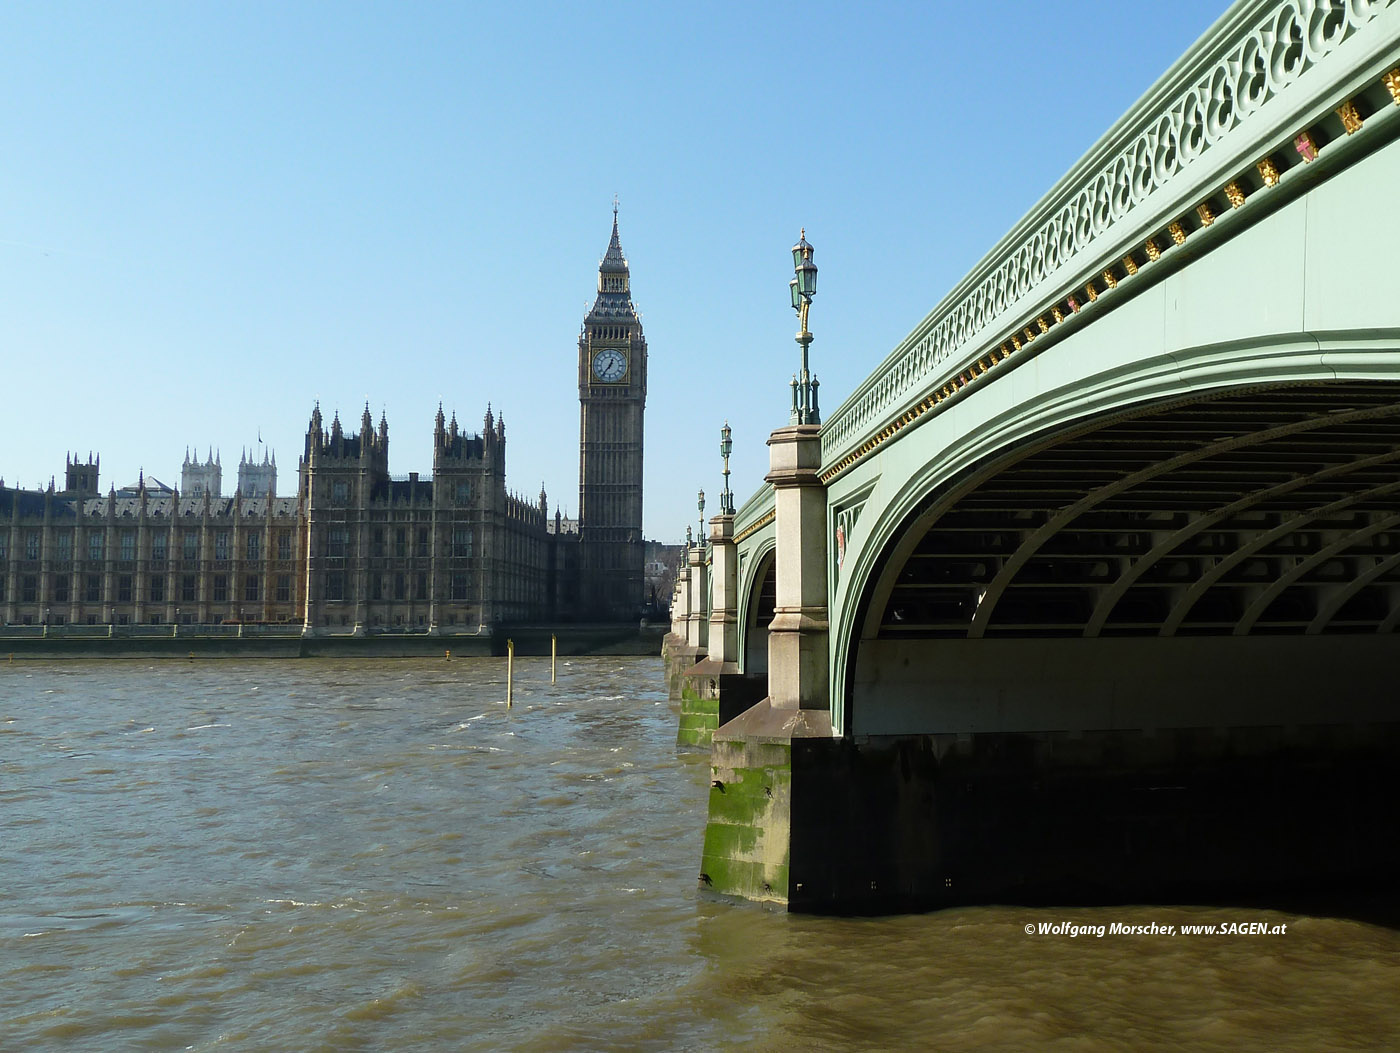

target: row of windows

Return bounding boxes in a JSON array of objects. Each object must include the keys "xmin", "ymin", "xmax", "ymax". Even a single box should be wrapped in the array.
[
  {"xmin": 0, "ymin": 573, "xmax": 294, "ymax": 605},
  {"xmin": 1, "ymin": 529, "xmax": 295, "ymax": 562},
  {"xmin": 325, "ymin": 527, "xmax": 474, "ymax": 558},
  {"xmin": 326, "ymin": 480, "xmax": 475, "ymax": 506},
  {"xmin": 324, "ymin": 571, "xmax": 474, "ymax": 603},
  {"xmin": 6, "ymin": 524, "xmax": 497, "ymax": 566},
  {"xmin": 371, "ymin": 571, "xmax": 429, "ymax": 601}
]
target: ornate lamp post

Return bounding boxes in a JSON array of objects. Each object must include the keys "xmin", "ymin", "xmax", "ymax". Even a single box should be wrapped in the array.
[
  {"xmin": 788, "ymin": 229, "xmax": 820, "ymax": 425},
  {"xmin": 697, "ymin": 489, "xmax": 706, "ymax": 542},
  {"xmin": 719, "ymin": 421, "xmax": 734, "ymax": 515}
]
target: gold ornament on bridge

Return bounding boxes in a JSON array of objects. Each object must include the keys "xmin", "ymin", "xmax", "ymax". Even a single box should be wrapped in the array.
[
  {"xmin": 1037, "ymin": 317, "xmax": 1049, "ymax": 334},
  {"xmin": 1024, "ymin": 327, "xmax": 1035, "ymax": 343},
  {"xmin": 1224, "ymin": 181, "xmax": 1245, "ymax": 208},
  {"xmin": 1196, "ymin": 202, "xmax": 1215, "ymax": 227},
  {"xmin": 1103, "ymin": 268, "xmax": 1119, "ymax": 288},
  {"xmin": 1051, "ymin": 307, "xmax": 1064, "ymax": 324},
  {"xmin": 1336, "ymin": 99, "xmax": 1363, "ymax": 134},
  {"xmin": 1122, "ymin": 255, "xmax": 1138, "ymax": 276},
  {"xmin": 1145, "ymin": 238, "xmax": 1161, "ymax": 262},
  {"xmin": 1011, "ymin": 335, "xmax": 1022, "ymax": 351},
  {"xmin": 1085, "ymin": 281, "xmax": 1097, "ymax": 302},
  {"xmin": 1385, "ymin": 68, "xmax": 1400, "ymax": 105},
  {"xmin": 1168, "ymin": 222, "xmax": 1186, "ymax": 246},
  {"xmin": 1257, "ymin": 157, "xmax": 1280, "ymax": 187}
]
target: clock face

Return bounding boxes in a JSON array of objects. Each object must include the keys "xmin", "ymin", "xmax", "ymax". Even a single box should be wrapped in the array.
[{"xmin": 592, "ymin": 347, "xmax": 627, "ymax": 382}]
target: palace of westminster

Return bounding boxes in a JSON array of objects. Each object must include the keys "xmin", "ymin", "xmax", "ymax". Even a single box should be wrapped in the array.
[{"xmin": 0, "ymin": 215, "xmax": 651, "ymax": 631}]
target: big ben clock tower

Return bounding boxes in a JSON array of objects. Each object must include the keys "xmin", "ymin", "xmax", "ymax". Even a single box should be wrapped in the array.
[{"xmin": 577, "ymin": 206, "xmax": 647, "ymax": 619}]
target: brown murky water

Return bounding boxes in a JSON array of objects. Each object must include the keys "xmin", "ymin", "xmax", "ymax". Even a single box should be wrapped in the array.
[{"xmin": 3, "ymin": 657, "xmax": 1398, "ymax": 1050}]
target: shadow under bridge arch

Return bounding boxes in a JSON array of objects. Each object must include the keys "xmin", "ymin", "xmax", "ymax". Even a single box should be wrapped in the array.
[
  {"xmin": 841, "ymin": 378, "xmax": 1400, "ymax": 740},
  {"xmin": 739, "ymin": 544, "xmax": 775, "ymax": 680}
]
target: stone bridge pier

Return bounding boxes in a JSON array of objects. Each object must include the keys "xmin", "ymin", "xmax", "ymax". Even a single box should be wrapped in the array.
[{"xmin": 671, "ymin": 511, "xmax": 767, "ymax": 748}]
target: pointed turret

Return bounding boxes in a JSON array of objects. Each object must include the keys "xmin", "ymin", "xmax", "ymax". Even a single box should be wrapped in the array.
[
  {"xmin": 594, "ymin": 202, "xmax": 631, "ymax": 300},
  {"xmin": 305, "ymin": 403, "xmax": 325, "ymax": 467},
  {"xmin": 602, "ymin": 202, "xmax": 626, "ymax": 269}
]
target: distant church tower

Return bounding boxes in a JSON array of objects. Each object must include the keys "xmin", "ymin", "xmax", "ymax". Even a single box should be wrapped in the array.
[
  {"xmin": 238, "ymin": 448, "xmax": 277, "ymax": 497},
  {"xmin": 64, "ymin": 453, "xmax": 100, "ymax": 496},
  {"xmin": 577, "ymin": 206, "xmax": 647, "ymax": 619},
  {"xmin": 182, "ymin": 449, "xmax": 222, "ymax": 497}
]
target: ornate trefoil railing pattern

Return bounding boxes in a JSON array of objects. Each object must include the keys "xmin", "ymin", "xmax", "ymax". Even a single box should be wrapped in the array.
[{"xmin": 818, "ymin": 0, "xmax": 1400, "ymax": 475}]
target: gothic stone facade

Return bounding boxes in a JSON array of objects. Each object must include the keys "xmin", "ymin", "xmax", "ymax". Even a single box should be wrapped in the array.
[
  {"xmin": 0, "ymin": 215, "xmax": 648, "ymax": 630},
  {"xmin": 577, "ymin": 209, "xmax": 648, "ymax": 617},
  {"xmin": 0, "ymin": 405, "xmax": 555, "ymax": 631}
]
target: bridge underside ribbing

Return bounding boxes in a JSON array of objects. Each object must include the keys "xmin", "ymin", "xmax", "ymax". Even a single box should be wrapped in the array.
[{"xmin": 867, "ymin": 380, "xmax": 1400, "ymax": 643}]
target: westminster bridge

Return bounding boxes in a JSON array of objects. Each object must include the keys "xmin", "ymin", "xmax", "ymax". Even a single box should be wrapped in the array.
[{"xmin": 665, "ymin": 0, "xmax": 1400, "ymax": 911}]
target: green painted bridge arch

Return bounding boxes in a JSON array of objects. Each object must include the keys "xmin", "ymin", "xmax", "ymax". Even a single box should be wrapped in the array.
[
  {"xmin": 700, "ymin": 0, "xmax": 1400, "ymax": 911},
  {"xmin": 830, "ymin": 160, "xmax": 1400, "ymax": 734}
]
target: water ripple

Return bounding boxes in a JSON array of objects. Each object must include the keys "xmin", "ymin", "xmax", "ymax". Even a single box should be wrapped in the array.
[{"xmin": 2, "ymin": 657, "xmax": 1398, "ymax": 1051}]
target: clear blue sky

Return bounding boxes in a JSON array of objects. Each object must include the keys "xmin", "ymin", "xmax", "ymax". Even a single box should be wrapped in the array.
[{"xmin": 1, "ymin": 0, "xmax": 1227, "ymax": 540}]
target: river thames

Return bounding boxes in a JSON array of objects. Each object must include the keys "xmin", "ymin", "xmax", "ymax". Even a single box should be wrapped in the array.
[{"xmin": 3, "ymin": 656, "xmax": 1398, "ymax": 1050}]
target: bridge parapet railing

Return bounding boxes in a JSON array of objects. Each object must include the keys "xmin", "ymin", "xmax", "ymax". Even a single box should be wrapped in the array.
[{"xmin": 818, "ymin": 0, "xmax": 1400, "ymax": 474}]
